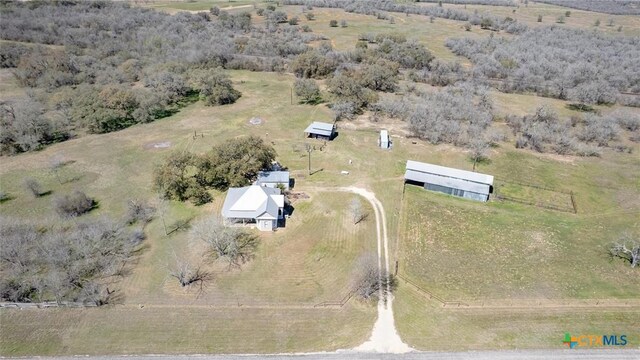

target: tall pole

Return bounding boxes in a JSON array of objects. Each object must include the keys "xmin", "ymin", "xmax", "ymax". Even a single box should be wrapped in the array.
[
  {"xmin": 308, "ymin": 149, "xmax": 311, "ymax": 175},
  {"xmin": 290, "ymin": 87, "xmax": 293, "ymax": 105}
]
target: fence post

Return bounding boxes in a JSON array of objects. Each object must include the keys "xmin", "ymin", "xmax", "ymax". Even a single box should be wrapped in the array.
[{"xmin": 570, "ymin": 191, "xmax": 577, "ymax": 214}]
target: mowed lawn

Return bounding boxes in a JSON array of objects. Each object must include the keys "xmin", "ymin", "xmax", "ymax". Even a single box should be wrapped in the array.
[
  {"xmin": 0, "ymin": 71, "xmax": 380, "ymax": 355},
  {"xmin": 396, "ymin": 132, "xmax": 640, "ymax": 300},
  {"xmin": 394, "ymin": 139, "xmax": 640, "ymax": 349},
  {"xmin": 120, "ymin": 191, "xmax": 379, "ymax": 306},
  {"xmin": 0, "ymin": 305, "xmax": 374, "ymax": 356},
  {"xmin": 394, "ymin": 285, "xmax": 640, "ymax": 351}
]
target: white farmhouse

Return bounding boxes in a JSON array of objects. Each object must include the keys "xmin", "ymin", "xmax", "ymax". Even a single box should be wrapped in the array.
[{"xmin": 221, "ymin": 185, "xmax": 284, "ymax": 231}]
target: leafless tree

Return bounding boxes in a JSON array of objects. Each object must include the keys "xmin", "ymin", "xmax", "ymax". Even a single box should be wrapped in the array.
[
  {"xmin": 53, "ymin": 190, "xmax": 95, "ymax": 218},
  {"xmin": 156, "ymin": 195, "xmax": 169, "ymax": 235},
  {"xmin": 190, "ymin": 216, "xmax": 259, "ymax": 269},
  {"xmin": 351, "ymin": 252, "xmax": 396, "ymax": 301},
  {"xmin": 23, "ymin": 177, "xmax": 43, "ymax": 197},
  {"xmin": 469, "ymin": 138, "xmax": 490, "ymax": 171},
  {"xmin": 610, "ymin": 234, "xmax": 639, "ymax": 268},
  {"xmin": 49, "ymin": 154, "xmax": 65, "ymax": 184},
  {"xmin": 350, "ymin": 197, "xmax": 369, "ymax": 225},
  {"xmin": 169, "ymin": 255, "xmax": 211, "ymax": 288},
  {"xmin": 125, "ymin": 198, "xmax": 156, "ymax": 226}
]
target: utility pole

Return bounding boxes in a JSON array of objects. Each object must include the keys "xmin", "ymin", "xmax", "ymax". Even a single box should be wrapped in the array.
[
  {"xmin": 305, "ymin": 143, "xmax": 313, "ymax": 175},
  {"xmin": 290, "ymin": 87, "xmax": 293, "ymax": 105}
]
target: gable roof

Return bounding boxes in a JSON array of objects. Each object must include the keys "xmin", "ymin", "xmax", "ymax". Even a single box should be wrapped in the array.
[
  {"xmin": 405, "ymin": 160, "xmax": 494, "ymax": 186},
  {"xmin": 304, "ymin": 121, "xmax": 335, "ymax": 136},
  {"xmin": 256, "ymin": 171, "xmax": 289, "ymax": 184},
  {"xmin": 222, "ymin": 185, "xmax": 283, "ymax": 220}
]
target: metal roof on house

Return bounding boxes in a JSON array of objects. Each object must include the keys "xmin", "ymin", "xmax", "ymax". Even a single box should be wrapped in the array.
[
  {"xmin": 304, "ymin": 121, "xmax": 334, "ymax": 137},
  {"xmin": 222, "ymin": 185, "xmax": 283, "ymax": 220},
  {"xmin": 380, "ymin": 130, "xmax": 388, "ymax": 138},
  {"xmin": 256, "ymin": 171, "xmax": 289, "ymax": 184},
  {"xmin": 405, "ymin": 160, "xmax": 494, "ymax": 186}
]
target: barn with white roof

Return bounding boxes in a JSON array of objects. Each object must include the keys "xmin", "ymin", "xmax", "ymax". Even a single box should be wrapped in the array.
[{"xmin": 404, "ymin": 160, "xmax": 494, "ymax": 202}]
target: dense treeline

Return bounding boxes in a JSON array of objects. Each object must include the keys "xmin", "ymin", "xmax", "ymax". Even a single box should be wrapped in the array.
[
  {"xmin": 418, "ymin": 0, "xmax": 516, "ymax": 6},
  {"xmin": 373, "ymin": 82, "xmax": 495, "ymax": 146},
  {"xmin": 0, "ymin": 1, "xmax": 319, "ymax": 154},
  {"xmin": 283, "ymin": 0, "xmax": 528, "ymax": 34},
  {"xmin": 446, "ymin": 26, "xmax": 640, "ymax": 105},
  {"xmin": 373, "ymin": 83, "xmax": 639, "ymax": 156},
  {"xmin": 535, "ymin": 0, "xmax": 640, "ymax": 15},
  {"xmin": 289, "ymin": 34, "xmax": 433, "ymax": 118},
  {"xmin": 506, "ymin": 106, "xmax": 638, "ymax": 156}
]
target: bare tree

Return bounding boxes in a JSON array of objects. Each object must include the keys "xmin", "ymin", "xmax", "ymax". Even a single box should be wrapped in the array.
[
  {"xmin": 53, "ymin": 190, "xmax": 95, "ymax": 218},
  {"xmin": 125, "ymin": 198, "xmax": 156, "ymax": 226},
  {"xmin": 351, "ymin": 252, "xmax": 396, "ymax": 301},
  {"xmin": 169, "ymin": 255, "xmax": 211, "ymax": 288},
  {"xmin": 49, "ymin": 154, "xmax": 65, "ymax": 184},
  {"xmin": 156, "ymin": 195, "xmax": 169, "ymax": 235},
  {"xmin": 350, "ymin": 197, "xmax": 368, "ymax": 225},
  {"xmin": 610, "ymin": 235, "xmax": 639, "ymax": 268},
  {"xmin": 190, "ymin": 216, "xmax": 259, "ymax": 268},
  {"xmin": 23, "ymin": 177, "xmax": 43, "ymax": 197},
  {"xmin": 469, "ymin": 138, "xmax": 490, "ymax": 171}
]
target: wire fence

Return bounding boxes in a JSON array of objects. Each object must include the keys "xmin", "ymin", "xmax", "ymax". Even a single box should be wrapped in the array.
[
  {"xmin": 397, "ymin": 274, "xmax": 469, "ymax": 307},
  {"xmin": 0, "ymin": 301, "xmax": 97, "ymax": 309},
  {"xmin": 313, "ymin": 292, "xmax": 354, "ymax": 308},
  {"xmin": 493, "ymin": 178, "xmax": 577, "ymax": 214},
  {"xmin": 396, "ymin": 275, "xmax": 640, "ymax": 310}
]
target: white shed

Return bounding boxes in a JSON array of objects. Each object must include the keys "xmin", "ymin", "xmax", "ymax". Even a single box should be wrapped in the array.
[{"xmin": 380, "ymin": 130, "xmax": 390, "ymax": 149}]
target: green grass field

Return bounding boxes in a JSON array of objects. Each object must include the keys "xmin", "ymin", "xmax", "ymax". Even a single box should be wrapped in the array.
[
  {"xmin": 393, "ymin": 285, "xmax": 640, "ymax": 351},
  {"xmin": 441, "ymin": 1, "xmax": 640, "ymax": 37},
  {"xmin": 2, "ymin": 0, "xmax": 640, "ymax": 353},
  {"xmin": 141, "ymin": 0, "xmax": 261, "ymax": 13},
  {"xmin": 0, "ymin": 71, "xmax": 380, "ymax": 355},
  {"xmin": 0, "ymin": 305, "xmax": 374, "ymax": 355}
]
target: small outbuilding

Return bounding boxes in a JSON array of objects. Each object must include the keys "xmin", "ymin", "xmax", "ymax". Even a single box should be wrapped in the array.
[
  {"xmin": 221, "ymin": 185, "xmax": 285, "ymax": 231},
  {"xmin": 404, "ymin": 160, "xmax": 493, "ymax": 202},
  {"xmin": 304, "ymin": 121, "xmax": 336, "ymax": 140},
  {"xmin": 379, "ymin": 130, "xmax": 390, "ymax": 149},
  {"xmin": 256, "ymin": 170, "xmax": 290, "ymax": 190}
]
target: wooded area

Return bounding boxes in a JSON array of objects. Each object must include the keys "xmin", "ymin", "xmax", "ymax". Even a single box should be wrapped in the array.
[{"xmin": 0, "ymin": 1, "xmax": 320, "ymax": 154}]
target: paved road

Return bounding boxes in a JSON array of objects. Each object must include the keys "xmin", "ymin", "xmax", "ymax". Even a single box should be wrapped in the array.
[{"xmin": 14, "ymin": 349, "xmax": 640, "ymax": 360}]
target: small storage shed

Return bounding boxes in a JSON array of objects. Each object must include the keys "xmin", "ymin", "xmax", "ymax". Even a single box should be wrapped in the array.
[
  {"xmin": 256, "ymin": 171, "xmax": 290, "ymax": 190},
  {"xmin": 304, "ymin": 121, "xmax": 336, "ymax": 140},
  {"xmin": 404, "ymin": 160, "xmax": 494, "ymax": 202},
  {"xmin": 380, "ymin": 130, "xmax": 390, "ymax": 149}
]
